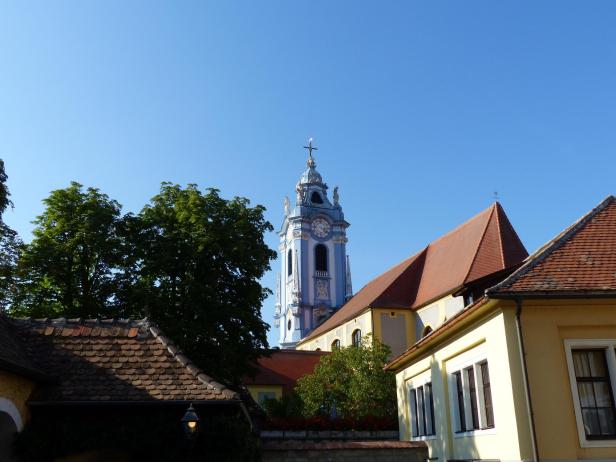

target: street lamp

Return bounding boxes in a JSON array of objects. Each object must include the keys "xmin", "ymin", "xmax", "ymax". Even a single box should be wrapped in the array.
[{"xmin": 181, "ymin": 403, "xmax": 200, "ymax": 437}]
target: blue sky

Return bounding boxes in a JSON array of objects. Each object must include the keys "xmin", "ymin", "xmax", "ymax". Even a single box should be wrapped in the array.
[{"xmin": 1, "ymin": 1, "xmax": 615, "ymax": 346}]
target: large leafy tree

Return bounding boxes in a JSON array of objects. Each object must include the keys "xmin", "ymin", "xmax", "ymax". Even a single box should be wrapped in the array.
[
  {"xmin": 12, "ymin": 182, "xmax": 125, "ymax": 318},
  {"xmin": 0, "ymin": 159, "xmax": 11, "ymax": 217},
  {"xmin": 123, "ymin": 183, "xmax": 276, "ymax": 384},
  {"xmin": 0, "ymin": 159, "xmax": 21, "ymax": 311},
  {"xmin": 296, "ymin": 336, "xmax": 397, "ymax": 418}
]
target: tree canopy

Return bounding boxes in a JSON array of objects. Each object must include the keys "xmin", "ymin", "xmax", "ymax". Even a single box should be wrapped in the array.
[
  {"xmin": 295, "ymin": 335, "xmax": 397, "ymax": 418},
  {"xmin": 6, "ymin": 178, "xmax": 275, "ymax": 385},
  {"xmin": 0, "ymin": 159, "xmax": 11, "ymax": 218},
  {"xmin": 12, "ymin": 182, "xmax": 125, "ymax": 318},
  {"xmin": 123, "ymin": 183, "xmax": 276, "ymax": 384}
]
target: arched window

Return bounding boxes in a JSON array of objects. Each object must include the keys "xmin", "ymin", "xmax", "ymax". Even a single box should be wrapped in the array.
[
  {"xmin": 331, "ymin": 339, "xmax": 341, "ymax": 351},
  {"xmin": 422, "ymin": 326, "xmax": 433, "ymax": 338},
  {"xmin": 352, "ymin": 329, "xmax": 361, "ymax": 348},
  {"xmin": 315, "ymin": 244, "xmax": 328, "ymax": 273},
  {"xmin": 287, "ymin": 249, "xmax": 293, "ymax": 276},
  {"xmin": 287, "ymin": 319, "xmax": 292, "ymax": 331},
  {"xmin": 311, "ymin": 191, "xmax": 323, "ymax": 204},
  {"xmin": 315, "ymin": 348, "xmax": 321, "ymax": 351}
]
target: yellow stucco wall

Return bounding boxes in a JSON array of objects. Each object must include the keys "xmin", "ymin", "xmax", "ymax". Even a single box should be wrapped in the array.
[
  {"xmin": 521, "ymin": 299, "xmax": 616, "ymax": 460},
  {"xmin": 394, "ymin": 304, "xmax": 533, "ymax": 462},
  {"xmin": 0, "ymin": 369, "xmax": 35, "ymax": 428},
  {"xmin": 297, "ymin": 309, "xmax": 374, "ymax": 351},
  {"xmin": 246, "ymin": 385, "xmax": 283, "ymax": 404}
]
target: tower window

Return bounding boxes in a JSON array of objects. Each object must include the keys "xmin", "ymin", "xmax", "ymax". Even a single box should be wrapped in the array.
[
  {"xmin": 311, "ymin": 192, "xmax": 323, "ymax": 204},
  {"xmin": 422, "ymin": 326, "xmax": 433, "ymax": 338},
  {"xmin": 315, "ymin": 244, "xmax": 328, "ymax": 273},
  {"xmin": 287, "ymin": 249, "xmax": 293, "ymax": 276},
  {"xmin": 352, "ymin": 329, "xmax": 361, "ymax": 348},
  {"xmin": 287, "ymin": 319, "xmax": 292, "ymax": 331}
]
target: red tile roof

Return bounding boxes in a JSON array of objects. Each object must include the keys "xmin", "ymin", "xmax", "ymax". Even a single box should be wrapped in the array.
[
  {"xmin": 300, "ymin": 203, "xmax": 527, "ymax": 344},
  {"xmin": 244, "ymin": 350, "xmax": 328, "ymax": 395},
  {"xmin": 10, "ymin": 317, "xmax": 238, "ymax": 403},
  {"xmin": 490, "ymin": 195, "xmax": 616, "ymax": 295}
]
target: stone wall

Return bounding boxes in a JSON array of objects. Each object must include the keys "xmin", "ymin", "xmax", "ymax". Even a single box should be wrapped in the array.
[{"xmin": 262, "ymin": 440, "xmax": 428, "ymax": 462}]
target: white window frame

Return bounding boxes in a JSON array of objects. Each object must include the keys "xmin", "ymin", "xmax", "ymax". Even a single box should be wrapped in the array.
[
  {"xmin": 407, "ymin": 371, "xmax": 437, "ymax": 441},
  {"xmin": 446, "ymin": 344, "xmax": 496, "ymax": 438},
  {"xmin": 564, "ymin": 339, "xmax": 616, "ymax": 448}
]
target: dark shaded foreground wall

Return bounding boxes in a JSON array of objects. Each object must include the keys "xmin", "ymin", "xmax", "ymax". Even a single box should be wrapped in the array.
[{"xmin": 14, "ymin": 403, "xmax": 259, "ymax": 462}]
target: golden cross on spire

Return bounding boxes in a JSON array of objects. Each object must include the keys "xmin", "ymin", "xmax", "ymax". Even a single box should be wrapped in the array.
[{"xmin": 303, "ymin": 138, "xmax": 318, "ymax": 167}]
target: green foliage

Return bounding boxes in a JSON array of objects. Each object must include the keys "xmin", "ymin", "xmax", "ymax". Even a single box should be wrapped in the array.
[
  {"xmin": 121, "ymin": 183, "xmax": 276, "ymax": 384},
  {"xmin": 295, "ymin": 335, "xmax": 397, "ymax": 419},
  {"xmin": 0, "ymin": 159, "xmax": 11, "ymax": 218},
  {"xmin": 9, "ymin": 180, "xmax": 275, "ymax": 385},
  {"xmin": 262, "ymin": 393, "xmax": 304, "ymax": 418},
  {"xmin": 0, "ymin": 223, "xmax": 22, "ymax": 311},
  {"xmin": 11, "ymin": 182, "xmax": 125, "ymax": 318}
]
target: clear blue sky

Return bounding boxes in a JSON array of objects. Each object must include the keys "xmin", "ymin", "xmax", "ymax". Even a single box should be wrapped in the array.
[{"xmin": 1, "ymin": 1, "xmax": 615, "ymax": 346}]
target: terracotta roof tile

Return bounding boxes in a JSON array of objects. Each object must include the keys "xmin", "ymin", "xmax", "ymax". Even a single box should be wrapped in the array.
[
  {"xmin": 244, "ymin": 350, "xmax": 329, "ymax": 394},
  {"xmin": 300, "ymin": 203, "xmax": 527, "ymax": 344},
  {"xmin": 490, "ymin": 196, "xmax": 616, "ymax": 294},
  {"xmin": 9, "ymin": 317, "xmax": 238, "ymax": 403}
]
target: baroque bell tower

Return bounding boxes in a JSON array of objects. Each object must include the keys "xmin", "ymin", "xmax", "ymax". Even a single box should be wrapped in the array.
[{"xmin": 274, "ymin": 140, "xmax": 353, "ymax": 349}]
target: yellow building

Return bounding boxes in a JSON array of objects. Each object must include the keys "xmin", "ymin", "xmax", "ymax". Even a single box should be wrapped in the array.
[
  {"xmin": 296, "ymin": 202, "xmax": 528, "ymax": 357},
  {"xmin": 386, "ymin": 195, "xmax": 616, "ymax": 461}
]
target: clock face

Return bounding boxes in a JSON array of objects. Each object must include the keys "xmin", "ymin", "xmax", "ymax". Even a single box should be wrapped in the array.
[{"xmin": 311, "ymin": 218, "xmax": 330, "ymax": 238}]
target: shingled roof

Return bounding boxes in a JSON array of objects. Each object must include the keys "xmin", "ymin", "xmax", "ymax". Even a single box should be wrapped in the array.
[
  {"xmin": 8, "ymin": 317, "xmax": 238, "ymax": 404},
  {"xmin": 300, "ymin": 202, "xmax": 527, "ymax": 344},
  {"xmin": 489, "ymin": 195, "xmax": 616, "ymax": 296},
  {"xmin": 244, "ymin": 350, "xmax": 328, "ymax": 395}
]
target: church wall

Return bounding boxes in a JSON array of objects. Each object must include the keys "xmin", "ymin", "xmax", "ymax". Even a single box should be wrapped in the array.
[
  {"xmin": 372, "ymin": 309, "xmax": 415, "ymax": 358},
  {"xmin": 297, "ymin": 309, "xmax": 373, "ymax": 352}
]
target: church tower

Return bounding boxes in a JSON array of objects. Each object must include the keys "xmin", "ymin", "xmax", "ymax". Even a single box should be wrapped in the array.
[{"xmin": 274, "ymin": 140, "xmax": 352, "ymax": 349}]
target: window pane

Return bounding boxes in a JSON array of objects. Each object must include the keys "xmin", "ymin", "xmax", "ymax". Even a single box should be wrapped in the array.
[
  {"xmin": 454, "ymin": 371, "xmax": 466, "ymax": 432},
  {"xmin": 598, "ymin": 408, "xmax": 616, "ymax": 436},
  {"xmin": 588, "ymin": 350, "xmax": 608, "ymax": 377},
  {"xmin": 467, "ymin": 366, "xmax": 480, "ymax": 430},
  {"xmin": 480, "ymin": 361, "xmax": 494, "ymax": 428},
  {"xmin": 594, "ymin": 382, "xmax": 613, "ymax": 408},
  {"xmin": 573, "ymin": 350, "xmax": 590, "ymax": 377},
  {"xmin": 410, "ymin": 389, "xmax": 418, "ymax": 437},
  {"xmin": 425, "ymin": 382, "xmax": 435, "ymax": 436},
  {"xmin": 577, "ymin": 382, "xmax": 596, "ymax": 408},
  {"xmin": 582, "ymin": 409, "xmax": 601, "ymax": 436},
  {"xmin": 417, "ymin": 386, "xmax": 425, "ymax": 436},
  {"xmin": 573, "ymin": 349, "xmax": 616, "ymax": 439}
]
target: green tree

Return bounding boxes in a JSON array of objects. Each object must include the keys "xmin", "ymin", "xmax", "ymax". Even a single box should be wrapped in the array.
[
  {"xmin": 0, "ymin": 159, "xmax": 12, "ymax": 217},
  {"xmin": 0, "ymin": 159, "xmax": 21, "ymax": 311},
  {"xmin": 296, "ymin": 335, "xmax": 397, "ymax": 418},
  {"xmin": 12, "ymin": 182, "xmax": 125, "ymax": 318},
  {"xmin": 123, "ymin": 183, "xmax": 276, "ymax": 384}
]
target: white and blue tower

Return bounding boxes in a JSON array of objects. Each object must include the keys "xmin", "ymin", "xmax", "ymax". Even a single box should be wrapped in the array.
[{"xmin": 274, "ymin": 140, "xmax": 353, "ymax": 349}]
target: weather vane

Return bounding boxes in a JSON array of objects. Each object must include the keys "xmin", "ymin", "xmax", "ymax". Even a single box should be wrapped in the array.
[{"xmin": 494, "ymin": 191, "xmax": 499, "ymax": 201}]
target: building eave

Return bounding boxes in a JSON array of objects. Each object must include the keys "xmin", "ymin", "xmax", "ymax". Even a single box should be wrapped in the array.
[{"xmin": 384, "ymin": 297, "xmax": 498, "ymax": 372}]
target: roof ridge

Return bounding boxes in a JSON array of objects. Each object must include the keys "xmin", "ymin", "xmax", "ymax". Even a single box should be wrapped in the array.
[
  {"xmin": 426, "ymin": 202, "xmax": 497, "ymax": 248},
  {"xmin": 494, "ymin": 203, "xmax": 506, "ymax": 268},
  {"xmin": 487, "ymin": 195, "xmax": 616, "ymax": 295},
  {"xmin": 462, "ymin": 203, "xmax": 497, "ymax": 283},
  {"xmin": 144, "ymin": 320, "xmax": 238, "ymax": 400}
]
